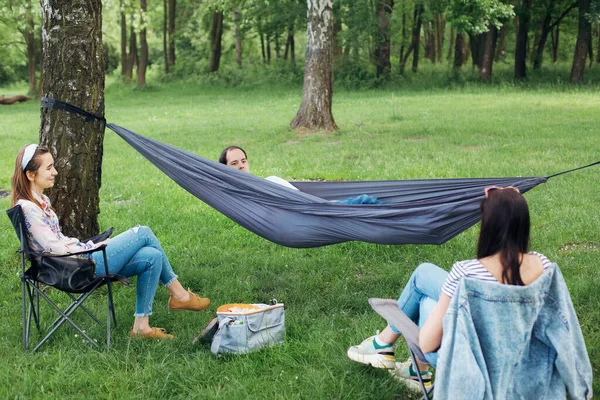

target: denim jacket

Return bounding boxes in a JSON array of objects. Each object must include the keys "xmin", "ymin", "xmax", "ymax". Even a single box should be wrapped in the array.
[{"xmin": 434, "ymin": 263, "xmax": 593, "ymax": 400}]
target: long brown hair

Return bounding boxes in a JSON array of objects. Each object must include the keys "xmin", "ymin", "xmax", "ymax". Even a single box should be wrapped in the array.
[
  {"xmin": 11, "ymin": 145, "xmax": 51, "ymax": 208},
  {"xmin": 476, "ymin": 188, "xmax": 530, "ymax": 286}
]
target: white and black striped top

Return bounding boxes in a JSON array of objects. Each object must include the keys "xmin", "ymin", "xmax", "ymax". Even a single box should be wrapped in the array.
[{"xmin": 441, "ymin": 251, "xmax": 553, "ymax": 298}]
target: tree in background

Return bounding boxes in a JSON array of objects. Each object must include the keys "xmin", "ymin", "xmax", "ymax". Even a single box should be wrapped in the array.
[
  {"xmin": 0, "ymin": 0, "xmax": 40, "ymax": 95},
  {"xmin": 448, "ymin": 0, "xmax": 514, "ymax": 80},
  {"xmin": 570, "ymin": 0, "xmax": 593, "ymax": 81},
  {"xmin": 40, "ymin": 0, "xmax": 105, "ymax": 238},
  {"xmin": 291, "ymin": 0, "xmax": 337, "ymax": 131}
]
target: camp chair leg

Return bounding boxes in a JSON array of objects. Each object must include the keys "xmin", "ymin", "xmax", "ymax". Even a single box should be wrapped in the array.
[
  {"xmin": 31, "ymin": 286, "xmax": 99, "ymax": 351},
  {"xmin": 22, "ymin": 277, "xmax": 28, "ymax": 351},
  {"xmin": 409, "ymin": 348, "xmax": 434, "ymax": 400}
]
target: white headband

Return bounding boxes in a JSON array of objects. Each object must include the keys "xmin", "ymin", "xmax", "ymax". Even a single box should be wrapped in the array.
[{"xmin": 21, "ymin": 144, "xmax": 38, "ymax": 171}]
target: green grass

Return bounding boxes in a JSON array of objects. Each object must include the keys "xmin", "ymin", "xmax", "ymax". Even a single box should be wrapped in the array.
[{"xmin": 0, "ymin": 79, "xmax": 599, "ymax": 399}]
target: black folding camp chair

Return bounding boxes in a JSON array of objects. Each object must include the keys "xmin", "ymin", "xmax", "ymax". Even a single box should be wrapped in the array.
[
  {"xmin": 369, "ymin": 298, "xmax": 435, "ymax": 400},
  {"xmin": 6, "ymin": 205, "xmax": 128, "ymax": 351}
]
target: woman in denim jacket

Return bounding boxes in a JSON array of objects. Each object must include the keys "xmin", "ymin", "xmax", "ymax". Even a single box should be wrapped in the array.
[
  {"xmin": 12, "ymin": 144, "xmax": 211, "ymax": 340},
  {"xmin": 347, "ymin": 186, "xmax": 559, "ymax": 390}
]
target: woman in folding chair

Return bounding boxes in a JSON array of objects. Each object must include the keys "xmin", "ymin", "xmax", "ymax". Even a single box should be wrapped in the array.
[
  {"xmin": 347, "ymin": 185, "xmax": 554, "ymax": 390},
  {"xmin": 12, "ymin": 144, "xmax": 211, "ymax": 340}
]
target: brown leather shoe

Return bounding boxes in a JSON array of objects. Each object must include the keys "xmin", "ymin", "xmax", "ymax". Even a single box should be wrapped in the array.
[
  {"xmin": 129, "ymin": 327, "xmax": 175, "ymax": 340},
  {"xmin": 168, "ymin": 290, "xmax": 210, "ymax": 311}
]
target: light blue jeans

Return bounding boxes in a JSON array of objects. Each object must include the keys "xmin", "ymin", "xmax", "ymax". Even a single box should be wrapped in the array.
[
  {"xmin": 92, "ymin": 226, "xmax": 178, "ymax": 317},
  {"xmin": 391, "ymin": 262, "xmax": 448, "ymax": 366}
]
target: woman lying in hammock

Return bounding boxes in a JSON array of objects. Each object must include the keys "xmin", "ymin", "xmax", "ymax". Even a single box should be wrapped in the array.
[
  {"xmin": 219, "ymin": 145, "xmax": 383, "ymax": 205},
  {"xmin": 12, "ymin": 144, "xmax": 211, "ymax": 340}
]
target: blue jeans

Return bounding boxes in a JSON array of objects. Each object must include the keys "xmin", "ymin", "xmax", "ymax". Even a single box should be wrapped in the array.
[
  {"xmin": 391, "ymin": 262, "xmax": 448, "ymax": 366},
  {"xmin": 92, "ymin": 226, "xmax": 178, "ymax": 317}
]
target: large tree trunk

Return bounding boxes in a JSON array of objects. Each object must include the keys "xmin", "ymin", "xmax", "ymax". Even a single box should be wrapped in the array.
[
  {"xmin": 120, "ymin": 0, "xmax": 128, "ymax": 76},
  {"xmin": 514, "ymin": 0, "xmax": 533, "ymax": 80},
  {"xmin": 137, "ymin": 0, "xmax": 148, "ymax": 87},
  {"xmin": 168, "ymin": 0, "xmax": 176, "ymax": 66},
  {"xmin": 469, "ymin": 33, "xmax": 486, "ymax": 69},
  {"xmin": 233, "ymin": 8, "xmax": 243, "ymax": 66},
  {"xmin": 209, "ymin": 11, "xmax": 223, "ymax": 72},
  {"xmin": 454, "ymin": 32, "xmax": 467, "ymax": 69},
  {"xmin": 40, "ymin": 0, "xmax": 105, "ymax": 238},
  {"xmin": 570, "ymin": 0, "xmax": 591, "ymax": 82},
  {"xmin": 163, "ymin": 0, "xmax": 169, "ymax": 73},
  {"xmin": 480, "ymin": 26, "xmax": 498, "ymax": 81},
  {"xmin": 290, "ymin": 0, "xmax": 337, "ymax": 131},
  {"xmin": 374, "ymin": 0, "xmax": 394, "ymax": 77}
]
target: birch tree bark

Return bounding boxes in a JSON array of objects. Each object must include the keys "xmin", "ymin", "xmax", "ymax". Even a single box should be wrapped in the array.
[
  {"xmin": 40, "ymin": 0, "xmax": 105, "ymax": 238},
  {"xmin": 290, "ymin": 0, "xmax": 337, "ymax": 131}
]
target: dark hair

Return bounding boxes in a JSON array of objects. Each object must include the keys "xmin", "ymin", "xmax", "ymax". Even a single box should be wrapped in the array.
[
  {"xmin": 11, "ymin": 145, "xmax": 51, "ymax": 208},
  {"xmin": 219, "ymin": 146, "xmax": 247, "ymax": 165},
  {"xmin": 476, "ymin": 189, "xmax": 530, "ymax": 286}
]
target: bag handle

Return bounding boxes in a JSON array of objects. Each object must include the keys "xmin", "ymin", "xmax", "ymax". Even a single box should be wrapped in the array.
[{"xmin": 210, "ymin": 317, "xmax": 233, "ymax": 355}]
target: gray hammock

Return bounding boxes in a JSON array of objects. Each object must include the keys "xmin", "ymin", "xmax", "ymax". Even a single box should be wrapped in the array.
[{"xmin": 108, "ymin": 123, "xmax": 551, "ymax": 248}]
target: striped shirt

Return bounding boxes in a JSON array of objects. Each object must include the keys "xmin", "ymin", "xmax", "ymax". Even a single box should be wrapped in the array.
[{"xmin": 441, "ymin": 252, "xmax": 552, "ymax": 298}]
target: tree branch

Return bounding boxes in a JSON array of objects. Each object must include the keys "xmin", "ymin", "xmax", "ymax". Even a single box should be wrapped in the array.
[{"xmin": 548, "ymin": 1, "xmax": 579, "ymax": 31}]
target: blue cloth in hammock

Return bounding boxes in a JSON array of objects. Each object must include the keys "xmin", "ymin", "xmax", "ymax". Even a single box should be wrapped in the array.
[{"xmin": 334, "ymin": 194, "xmax": 384, "ymax": 205}]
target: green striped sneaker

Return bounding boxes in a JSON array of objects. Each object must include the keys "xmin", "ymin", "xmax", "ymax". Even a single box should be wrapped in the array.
[
  {"xmin": 347, "ymin": 335, "xmax": 396, "ymax": 369},
  {"xmin": 389, "ymin": 359, "xmax": 433, "ymax": 392}
]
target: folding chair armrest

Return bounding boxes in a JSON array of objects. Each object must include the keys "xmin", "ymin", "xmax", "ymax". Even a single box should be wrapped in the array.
[
  {"xmin": 40, "ymin": 244, "xmax": 108, "ymax": 258},
  {"xmin": 82, "ymin": 227, "xmax": 114, "ymax": 244}
]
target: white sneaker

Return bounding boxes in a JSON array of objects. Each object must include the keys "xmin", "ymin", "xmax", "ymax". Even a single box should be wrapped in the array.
[
  {"xmin": 347, "ymin": 335, "xmax": 396, "ymax": 369},
  {"xmin": 389, "ymin": 359, "xmax": 433, "ymax": 392}
]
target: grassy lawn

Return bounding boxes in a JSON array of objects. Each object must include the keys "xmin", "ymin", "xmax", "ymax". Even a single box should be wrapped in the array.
[{"xmin": 0, "ymin": 79, "xmax": 598, "ymax": 399}]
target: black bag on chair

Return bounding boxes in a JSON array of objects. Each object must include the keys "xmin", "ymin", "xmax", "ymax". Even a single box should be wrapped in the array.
[{"xmin": 36, "ymin": 254, "xmax": 96, "ymax": 292}]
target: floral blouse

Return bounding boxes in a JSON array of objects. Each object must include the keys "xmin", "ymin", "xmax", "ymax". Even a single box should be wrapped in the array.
[{"xmin": 17, "ymin": 193, "xmax": 93, "ymax": 254}]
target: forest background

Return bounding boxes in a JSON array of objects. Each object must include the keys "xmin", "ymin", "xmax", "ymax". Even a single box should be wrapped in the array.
[{"xmin": 2, "ymin": 0, "xmax": 600, "ymax": 92}]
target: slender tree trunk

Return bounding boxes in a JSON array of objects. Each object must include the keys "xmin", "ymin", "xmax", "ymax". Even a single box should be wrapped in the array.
[
  {"xmin": 551, "ymin": 25, "xmax": 560, "ymax": 62},
  {"xmin": 333, "ymin": 0, "xmax": 343, "ymax": 57},
  {"xmin": 570, "ymin": 0, "xmax": 591, "ymax": 82},
  {"xmin": 480, "ymin": 26, "xmax": 498, "ymax": 81},
  {"xmin": 437, "ymin": 15, "xmax": 445, "ymax": 63},
  {"xmin": 587, "ymin": 28, "xmax": 593, "ymax": 67},
  {"xmin": 25, "ymin": 9, "xmax": 37, "ymax": 96},
  {"xmin": 125, "ymin": 26, "xmax": 138, "ymax": 80},
  {"xmin": 168, "ymin": 0, "xmax": 176, "ymax": 66},
  {"xmin": 412, "ymin": 4, "xmax": 424, "ymax": 72},
  {"xmin": 375, "ymin": 0, "xmax": 394, "ymax": 77},
  {"xmin": 120, "ymin": 0, "xmax": 128, "ymax": 76},
  {"xmin": 209, "ymin": 11, "xmax": 223, "ymax": 72},
  {"xmin": 40, "ymin": 0, "xmax": 105, "ymax": 238},
  {"xmin": 469, "ymin": 33, "xmax": 487, "ymax": 69},
  {"xmin": 494, "ymin": 23, "xmax": 509, "ymax": 61},
  {"xmin": 233, "ymin": 8, "xmax": 243, "ymax": 66},
  {"xmin": 291, "ymin": 0, "xmax": 337, "ymax": 131},
  {"xmin": 454, "ymin": 32, "xmax": 467, "ymax": 69},
  {"xmin": 532, "ymin": 12, "xmax": 553, "ymax": 69},
  {"xmin": 400, "ymin": 7, "xmax": 407, "ymax": 63},
  {"xmin": 597, "ymin": 26, "xmax": 600, "ymax": 64},
  {"xmin": 137, "ymin": 0, "xmax": 148, "ymax": 87},
  {"xmin": 425, "ymin": 23, "xmax": 434, "ymax": 61},
  {"xmin": 260, "ymin": 30, "xmax": 266, "ymax": 63},
  {"xmin": 284, "ymin": 25, "xmax": 295, "ymax": 63},
  {"xmin": 163, "ymin": 0, "xmax": 169, "ymax": 73},
  {"xmin": 266, "ymin": 35, "xmax": 272, "ymax": 63},
  {"xmin": 514, "ymin": 0, "xmax": 533, "ymax": 80},
  {"xmin": 447, "ymin": 26, "xmax": 455, "ymax": 62}
]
